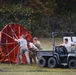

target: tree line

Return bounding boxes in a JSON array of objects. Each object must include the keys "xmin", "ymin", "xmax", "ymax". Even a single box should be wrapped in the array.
[{"xmin": 0, "ymin": 0, "xmax": 76, "ymax": 37}]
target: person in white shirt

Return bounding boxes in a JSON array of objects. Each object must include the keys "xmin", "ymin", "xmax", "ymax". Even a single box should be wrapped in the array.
[
  {"xmin": 60, "ymin": 38, "xmax": 76, "ymax": 52},
  {"xmin": 29, "ymin": 42, "xmax": 39, "ymax": 64},
  {"xmin": 14, "ymin": 35, "xmax": 30, "ymax": 65}
]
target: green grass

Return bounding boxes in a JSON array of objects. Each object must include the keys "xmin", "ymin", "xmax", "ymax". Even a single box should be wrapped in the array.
[
  {"xmin": 0, "ymin": 38, "xmax": 76, "ymax": 75},
  {"xmin": 39, "ymin": 38, "xmax": 63, "ymax": 50},
  {"xmin": 0, "ymin": 63, "xmax": 76, "ymax": 75},
  {"xmin": 0, "ymin": 72, "xmax": 76, "ymax": 75}
]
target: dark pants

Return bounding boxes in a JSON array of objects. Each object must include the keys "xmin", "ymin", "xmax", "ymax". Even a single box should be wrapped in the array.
[{"xmin": 30, "ymin": 50, "xmax": 36, "ymax": 64}]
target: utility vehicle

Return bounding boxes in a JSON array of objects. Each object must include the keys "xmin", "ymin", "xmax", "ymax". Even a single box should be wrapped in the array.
[{"xmin": 36, "ymin": 32, "xmax": 76, "ymax": 69}]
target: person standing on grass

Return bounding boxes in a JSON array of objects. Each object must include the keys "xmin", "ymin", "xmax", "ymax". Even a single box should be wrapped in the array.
[
  {"xmin": 29, "ymin": 42, "xmax": 39, "ymax": 64},
  {"xmin": 33, "ymin": 37, "xmax": 42, "ymax": 50},
  {"xmin": 60, "ymin": 38, "xmax": 76, "ymax": 52},
  {"xmin": 14, "ymin": 35, "xmax": 30, "ymax": 65}
]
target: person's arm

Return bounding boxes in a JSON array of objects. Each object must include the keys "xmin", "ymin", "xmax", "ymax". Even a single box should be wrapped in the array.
[
  {"xmin": 14, "ymin": 38, "xmax": 18, "ymax": 42},
  {"xmin": 60, "ymin": 43, "xmax": 65, "ymax": 46},
  {"xmin": 32, "ymin": 44, "xmax": 39, "ymax": 50},
  {"xmin": 29, "ymin": 42, "xmax": 39, "ymax": 51},
  {"xmin": 71, "ymin": 42, "xmax": 76, "ymax": 46}
]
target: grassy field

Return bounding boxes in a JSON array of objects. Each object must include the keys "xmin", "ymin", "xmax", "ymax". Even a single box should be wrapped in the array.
[
  {"xmin": 0, "ymin": 63, "xmax": 76, "ymax": 75},
  {"xmin": 0, "ymin": 38, "xmax": 76, "ymax": 75},
  {"xmin": 39, "ymin": 38, "xmax": 63, "ymax": 50}
]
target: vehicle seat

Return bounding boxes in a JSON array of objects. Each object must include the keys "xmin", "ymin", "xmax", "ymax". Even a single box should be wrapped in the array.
[{"xmin": 55, "ymin": 46, "xmax": 68, "ymax": 55}]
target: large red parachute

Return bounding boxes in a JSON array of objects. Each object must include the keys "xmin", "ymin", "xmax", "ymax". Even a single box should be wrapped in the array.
[{"xmin": 0, "ymin": 23, "xmax": 33, "ymax": 64}]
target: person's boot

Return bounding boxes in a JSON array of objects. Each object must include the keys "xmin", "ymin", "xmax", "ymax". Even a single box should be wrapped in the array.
[{"xmin": 30, "ymin": 58, "xmax": 32, "ymax": 64}]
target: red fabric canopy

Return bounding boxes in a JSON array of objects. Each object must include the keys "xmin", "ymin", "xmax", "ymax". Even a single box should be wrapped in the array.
[{"xmin": 0, "ymin": 23, "xmax": 33, "ymax": 64}]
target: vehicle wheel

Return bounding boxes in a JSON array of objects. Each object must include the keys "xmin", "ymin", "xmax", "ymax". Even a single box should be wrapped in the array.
[
  {"xmin": 48, "ymin": 57, "xmax": 57, "ymax": 68},
  {"xmin": 38, "ymin": 57, "xmax": 46, "ymax": 67},
  {"xmin": 69, "ymin": 59, "xmax": 76, "ymax": 69}
]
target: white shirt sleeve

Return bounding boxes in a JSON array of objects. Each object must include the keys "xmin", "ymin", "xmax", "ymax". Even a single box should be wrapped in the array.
[
  {"xmin": 60, "ymin": 43, "xmax": 65, "ymax": 46},
  {"xmin": 29, "ymin": 42, "xmax": 38, "ymax": 50},
  {"xmin": 70, "ymin": 42, "xmax": 75, "ymax": 46}
]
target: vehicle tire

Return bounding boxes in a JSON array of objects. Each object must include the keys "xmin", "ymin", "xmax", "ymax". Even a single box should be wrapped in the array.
[
  {"xmin": 69, "ymin": 59, "xmax": 76, "ymax": 69},
  {"xmin": 38, "ymin": 57, "xmax": 46, "ymax": 67},
  {"xmin": 48, "ymin": 57, "xmax": 57, "ymax": 68}
]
